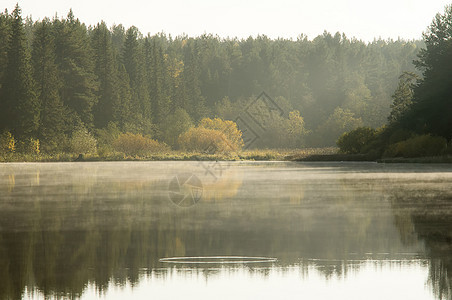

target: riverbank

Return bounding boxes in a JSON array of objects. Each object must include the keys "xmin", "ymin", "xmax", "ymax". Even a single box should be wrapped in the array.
[
  {"xmin": 295, "ymin": 154, "xmax": 452, "ymax": 163},
  {"xmin": 0, "ymin": 148, "xmax": 338, "ymax": 162},
  {"xmin": 2, "ymin": 148, "xmax": 451, "ymax": 163}
]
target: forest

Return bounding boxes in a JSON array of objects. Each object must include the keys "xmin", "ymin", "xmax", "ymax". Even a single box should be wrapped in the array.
[{"xmin": 0, "ymin": 4, "xmax": 449, "ymax": 159}]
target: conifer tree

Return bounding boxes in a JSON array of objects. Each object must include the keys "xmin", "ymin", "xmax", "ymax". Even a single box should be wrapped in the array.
[
  {"xmin": 91, "ymin": 21, "xmax": 118, "ymax": 128},
  {"xmin": 402, "ymin": 5, "xmax": 452, "ymax": 140},
  {"xmin": 113, "ymin": 64, "xmax": 133, "ymax": 130},
  {"xmin": 123, "ymin": 26, "xmax": 151, "ymax": 131},
  {"xmin": 146, "ymin": 38, "xmax": 171, "ymax": 126},
  {"xmin": 32, "ymin": 18, "xmax": 66, "ymax": 151},
  {"xmin": 0, "ymin": 10, "xmax": 11, "ymax": 92},
  {"xmin": 181, "ymin": 39, "xmax": 207, "ymax": 120},
  {"xmin": 388, "ymin": 72, "xmax": 418, "ymax": 124},
  {"xmin": 0, "ymin": 4, "xmax": 39, "ymax": 138},
  {"xmin": 53, "ymin": 10, "xmax": 98, "ymax": 129}
]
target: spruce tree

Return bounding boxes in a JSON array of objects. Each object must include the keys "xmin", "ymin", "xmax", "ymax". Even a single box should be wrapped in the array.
[
  {"xmin": 53, "ymin": 10, "xmax": 98, "ymax": 130},
  {"xmin": 181, "ymin": 39, "xmax": 207, "ymax": 120},
  {"xmin": 122, "ymin": 26, "xmax": 152, "ymax": 131},
  {"xmin": 388, "ymin": 72, "xmax": 418, "ymax": 124},
  {"xmin": 32, "ymin": 18, "xmax": 66, "ymax": 151},
  {"xmin": 0, "ymin": 4, "xmax": 39, "ymax": 138},
  {"xmin": 0, "ymin": 10, "xmax": 10, "ymax": 93},
  {"xmin": 0, "ymin": 10, "xmax": 11, "ymax": 132},
  {"xmin": 113, "ymin": 63, "xmax": 133, "ymax": 130},
  {"xmin": 404, "ymin": 5, "xmax": 452, "ymax": 140},
  {"xmin": 146, "ymin": 37, "xmax": 171, "ymax": 126},
  {"xmin": 91, "ymin": 21, "xmax": 118, "ymax": 128}
]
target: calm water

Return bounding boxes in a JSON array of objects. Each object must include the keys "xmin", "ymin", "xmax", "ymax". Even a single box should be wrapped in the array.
[{"xmin": 0, "ymin": 161, "xmax": 451, "ymax": 300}]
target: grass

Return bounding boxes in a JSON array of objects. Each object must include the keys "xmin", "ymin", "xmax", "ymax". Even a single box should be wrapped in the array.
[
  {"xmin": 4, "ymin": 148, "xmax": 449, "ymax": 163},
  {"xmin": 0, "ymin": 148, "xmax": 339, "ymax": 162}
]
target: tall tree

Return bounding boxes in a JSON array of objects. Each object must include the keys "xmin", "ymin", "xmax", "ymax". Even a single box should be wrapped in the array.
[
  {"xmin": 122, "ymin": 26, "xmax": 152, "ymax": 131},
  {"xmin": 181, "ymin": 39, "xmax": 207, "ymax": 120},
  {"xmin": 0, "ymin": 4, "xmax": 39, "ymax": 138},
  {"xmin": 146, "ymin": 37, "xmax": 171, "ymax": 126},
  {"xmin": 0, "ymin": 10, "xmax": 11, "ymax": 92},
  {"xmin": 388, "ymin": 71, "xmax": 418, "ymax": 124},
  {"xmin": 400, "ymin": 5, "xmax": 452, "ymax": 140},
  {"xmin": 32, "ymin": 18, "xmax": 67, "ymax": 151},
  {"xmin": 91, "ymin": 21, "xmax": 118, "ymax": 128},
  {"xmin": 53, "ymin": 10, "xmax": 98, "ymax": 129},
  {"xmin": 113, "ymin": 64, "xmax": 133, "ymax": 130}
]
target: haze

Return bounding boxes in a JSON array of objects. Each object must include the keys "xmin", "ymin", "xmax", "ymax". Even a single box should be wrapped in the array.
[{"xmin": 3, "ymin": 0, "xmax": 451, "ymax": 41}]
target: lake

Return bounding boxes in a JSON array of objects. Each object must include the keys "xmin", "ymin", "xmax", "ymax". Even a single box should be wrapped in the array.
[{"xmin": 0, "ymin": 161, "xmax": 451, "ymax": 300}]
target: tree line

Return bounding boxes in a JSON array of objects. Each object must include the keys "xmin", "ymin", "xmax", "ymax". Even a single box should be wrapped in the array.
[{"xmin": 0, "ymin": 4, "xmax": 423, "ymax": 154}]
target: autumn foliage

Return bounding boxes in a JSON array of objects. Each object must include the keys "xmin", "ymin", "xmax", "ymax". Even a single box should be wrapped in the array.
[
  {"xmin": 178, "ymin": 118, "xmax": 243, "ymax": 153},
  {"xmin": 113, "ymin": 133, "xmax": 169, "ymax": 156}
]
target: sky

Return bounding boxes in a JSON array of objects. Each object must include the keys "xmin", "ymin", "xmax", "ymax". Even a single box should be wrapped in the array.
[{"xmin": 2, "ymin": 0, "xmax": 451, "ymax": 42}]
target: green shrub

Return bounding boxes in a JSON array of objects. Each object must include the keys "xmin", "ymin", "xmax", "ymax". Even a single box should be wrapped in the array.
[
  {"xmin": 70, "ymin": 128, "xmax": 98, "ymax": 155},
  {"xmin": 112, "ymin": 132, "xmax": 169, "ymax": 156},
  {"xmin": 383, "ymin": 134, "xmax": 447, "ymax": 158},
  {"xmin": 23, "ymin": 138, "xmax": 40, "ymax": 155},
  {"xmin": 388, "ymin": 128, "xmax": 414, "ymax": 145},
  {"xmin": 337, "ymin": 127, "xmax": 377, "ymax": 154}
]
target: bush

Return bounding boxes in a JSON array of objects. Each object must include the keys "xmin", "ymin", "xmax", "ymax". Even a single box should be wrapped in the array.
[
  {"xmin": 0, "ymin": 131, "xmax": 16, "ymax": 154},
  {"xmin": 112, "ymin": 132, "xmax": 169, "ymax": 156},
  {"xmin": 198, "ymin": 118, "xmax": 244, "ymax": 151},
  {"xmin": 178, "ymin": 127, "xmax": 234, "ymax": 154},
  {"xmin": 387, "ymin": 128, "xmax": 414, "ymax": 145},
  {"xmin": 70, "ymin": 128, "xmax": 98, "ymax": 155},
  {"xmin": 22, "ymin": 138, "xmax": 40, "ymax": 155},
  {"xmin": 383, "ymin": 134, "xmax": 447, "ymax": 158},
  {"xmin": 337, "ymin": 127, "xmax": 377, "ymax": 154}
]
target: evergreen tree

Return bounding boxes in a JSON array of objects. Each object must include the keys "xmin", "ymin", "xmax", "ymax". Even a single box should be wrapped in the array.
[
  {"xmin": 146, "ymin": 37, "xmax": 171, "ymax": 126},
  {"xmin": 181, "ymin": 39, "xmax": 207, "ymax": 120},
  {"xmin": 122, "ymin": 26, "xmax": 152, "ymax": 131},
  {"xmin": 91, "ymin": 21, "xmax": 118, "ymax": 128},
  {"xmin": 0, "ymin": 9, "xmax": 11, "ymax": 92},
  {"xmin": 53, "ymin": 10, "xmax": 98, "ymax": 129},
  {"xmin": 113, "ymin": 64, "xmax": 133, "ymax": 130},
  {"xmin": 32, "ymin": 18, "xmax": 67, "ymax": 151},
  {"xmin": 0, "ymin": 4, "xmax": 39, "ymax": 138},
  {"xmin": 111, "ymin": 24, "xmax": 125, "ymax": 58},
  {"xmin": 402, "ymin": 5, "xmax": 452, "ymax": 140},
  {"xmin": 388, "ymin": 72, "xmax": 418, "ymax": 124}
]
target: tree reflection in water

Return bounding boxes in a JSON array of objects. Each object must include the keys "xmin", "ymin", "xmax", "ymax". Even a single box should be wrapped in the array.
[{"xmin": 0, "ymin": 162, "xmax": 450, "ymax": 299}]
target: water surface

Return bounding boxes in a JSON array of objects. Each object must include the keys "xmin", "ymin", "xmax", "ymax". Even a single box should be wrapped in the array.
[{"xmin": 0, "ymin": 161, "xmax": 451, "ymax": 299}]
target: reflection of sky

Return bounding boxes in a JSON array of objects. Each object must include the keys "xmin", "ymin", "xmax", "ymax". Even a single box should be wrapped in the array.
[
  {"xmin": 70, "ymin": 261, "xmax": 433, "ymax": 300},
  {"xmin": 2, "ymin": 161, "xmax": 451, "ymax": 299}
]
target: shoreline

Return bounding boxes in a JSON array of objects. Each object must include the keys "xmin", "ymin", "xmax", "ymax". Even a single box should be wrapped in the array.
[{"xmin": 1, "ymin": 148, "xmax": 451, "ymax": 164}]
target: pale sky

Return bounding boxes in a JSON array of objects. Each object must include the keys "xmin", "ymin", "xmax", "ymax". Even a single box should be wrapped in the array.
[{"xmin": 2, "ymin": 0, "xmax": 451, "ymax": 41}]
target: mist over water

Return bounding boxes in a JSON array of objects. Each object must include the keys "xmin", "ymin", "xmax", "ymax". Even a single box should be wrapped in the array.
[{"xmin": 0, "ymin": 162, "xmax": 451, "ymax": 299}]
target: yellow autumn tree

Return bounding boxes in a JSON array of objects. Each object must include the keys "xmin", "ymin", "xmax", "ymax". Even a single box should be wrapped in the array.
[
  {"xmin": 113, "ymin": 133, "xmax": 169, "ymax": 156},
  {"xmin": 198, "ymin": 118, "xmax": 244, "ymax": 150},
  {"xmin": 178, "ymin": 118, "xmax": 244, "ymax": 153}
]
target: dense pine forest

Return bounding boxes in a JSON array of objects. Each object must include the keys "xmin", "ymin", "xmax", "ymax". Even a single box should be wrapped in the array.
[{"xmin": 1, "ymin": 4, "xmax": 444, "ymax": 159}]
